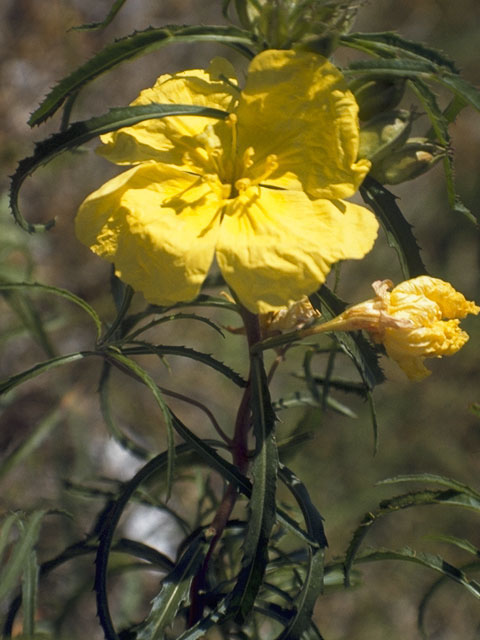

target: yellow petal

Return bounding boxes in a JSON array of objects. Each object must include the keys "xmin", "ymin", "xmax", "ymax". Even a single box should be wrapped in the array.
[
  {"xmin": 75, "ymin": 162, "xmax": 224, "ymax": 305},
  {"xmin": 216, "ymin": 187, "xmax": 378, "ymax": 313},
  {"xmin": 391, "ymin": 276, "xmax": 480, "ymax": 319},
  {"xmin": 235, "ymin": 49, "xmax": 370, "ymax": 200},
  {"xmin": 97, "ymin": 61, "xmax": 239, "ymax": 172}
]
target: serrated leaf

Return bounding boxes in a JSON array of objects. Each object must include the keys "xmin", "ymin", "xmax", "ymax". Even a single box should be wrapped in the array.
[
  {"xmin": 408, "ymin": 79, "xmax": 477, "ymax": 225},
  {"xmin": 71, "ymin": 0, "xmax": 128, "ymax": 31},
  {"xmin": 276, "ymin": 465, "xmax": 326, "ymax": 640},
  {"xmin": 11, "ymin": 104, "xmax": 229, "ymax": 232},
  {"xmin": 437, "ymin": 71, "xmax": 480, "ymax": 113},
  {"xmin": 104, "ymin": 351, "xmax": 176, "ymax": 498},
  {"xmin": 360, "ymin": 176, "xmax": 427, "ymax": 278},
  {"xmin": 426, "ymin": 534, "xmax": 480, "ymax": 557},
  {"xmin": 30, "ymin": 24, "xmax": 254, "ymax": 125},
  {"xmin": 0, "ymin": 282, "xmax": 102, "ymax": 340},
  {"xmin": 229, "ymin": 356, "xmax": 278, "ymax": 622},
  {"xmin": 344, "ymin": 483, "xmax": 480, "ymax": 586},
  {"xmin": 272, "ymin": 391, "xmax": 357, "ymax": 417},
  {"xmin": 341, "ymin": 32, "xmax": 458, "ymax": 72},
  {"xmin": 356, "ymin": 547, "xmax": 480, "ymax": 599},
  {"xmin": 122, "ymin": 342, "xmax": 247, "ymax": 387},
  {"xmin": 310, "ymin": 286, "xmax": 385, "ymax": 390},
  {"xmin": 125, "ymin": 311, "xmax": 225, "ymax": 341},
  {"xmin": 136, "ymin": 534, "xmax": 208, "ymax": 640},
  {"xmin": 377, "ymin": 473, "xmax": 480, "ymax": 501},
  {"xmin": 346, "ymin": 57, "xmax": 438, "ymax": 76},
  {"xmin": 0, "ymin": 352, "xmax": 90, "ymax": 397}
]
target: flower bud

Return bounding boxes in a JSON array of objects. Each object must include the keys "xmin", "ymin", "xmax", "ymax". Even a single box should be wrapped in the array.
[
  {"xmin": 349, "ymin": 77, "xmax": 406, "ymax": 121},
  {"xmin": 369, "ymin": 137, "xmax": 446, "ymax": 185},
  {"xmin": 358, "ymin": 110, "xmax": 413, "ymax": 162}
]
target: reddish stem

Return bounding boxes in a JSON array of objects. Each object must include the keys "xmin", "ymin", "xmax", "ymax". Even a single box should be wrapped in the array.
[{"xmin": 188, "ymin": 305, "xmax": 261, "ymax": 625}]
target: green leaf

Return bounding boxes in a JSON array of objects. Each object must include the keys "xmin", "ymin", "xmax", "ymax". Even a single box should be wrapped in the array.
[
  {"xmin": 346, "ymin": 57, "xmax": 439, "ymax": 77},
  {"xmin": 310, "ymin": 286, "xmax": 385, "ymax": 390},
  {"xmin": 356, "ymin": 547, "xmax": 480, "ymax": 599},
  {"xmin": 229, "ymin": 356, "xmax": 278, "ymax": 623},
  {"xmin": 0, "ymin": 510, "xmax": 47, "ymax": 601},
  {"xmin": 0, "ymin": 352, "xmax": 91, "ymax": 397},
  {"xmin": 136, "ymin": 534, "xmax": 208, "ymax": 640},
  {"xmin": 360, "ymin": 176, "xmax": 427, "ymax": 278},
  {"xmin": 437, "ymin": 71, "xmax": 480, "ymax": 113},
  {"xmin": 0, "ymin": 282, "xmax": 102, "ymax": 340},
  {"xmin": 71, "ymin": 0, "xmax": 128, "ymax": 31},
  {"xmin": 408, "ymin": 79, "xmax": 477, "ymax": 224},
  {"xmin": 275, "ymin": 466, "xmax": 327, "ymax": 639},
  {"xmin": 30, "ymin": 24, "xmax": 254, "ymax": 125},
  {"xmin": 122, "ymin": 342, "xmax": 247, "ymax": 387},
  {"xmin": 125, "ymin": 311, "xmax": 225, "ymax": 342},
  {"xmin": 272, "ymin": 390, "xmax": 358, "ymax": 418},
  {"xmin": 426, "ymin": 534, "xmax": 480, "ymax": 557},
  {"xmin": 341, "ymin": 32, "xmax": 458, "ymax": 72},
  {"xmin": 344, "ymin": 482, "xmax": 480, "ymax": 585},
  {"xmin": 377, "ymin": 473, "xmax": 480, "ymax": 501},
  {"xmin": 21, "ymin": 549, "xmax": 39, "ymax": 637},
  {"xmin": 104, "ymin": 351, "xmax": 176, "ymax": 499},
  {"xmin": 11, "ymin": 104, "xmax": 229, "ymax": 232}
]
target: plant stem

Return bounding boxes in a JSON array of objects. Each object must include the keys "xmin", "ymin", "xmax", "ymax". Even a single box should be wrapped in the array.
[{"xmin": 188, "ymin": 305, "xmax": 261, "ymax": 624}]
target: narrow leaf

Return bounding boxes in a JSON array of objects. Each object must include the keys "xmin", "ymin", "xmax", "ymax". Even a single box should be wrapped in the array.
[
  {"xmin": 29, "ymin": 25, "xmax": 253, "ymax": 125},
  {"xmin": 230, "ymin": 356, "xmax": 278, "ymax": 622},
  {"xmin": 21, "ymin": 549, "xmax": 39, "ymax": 637},
  {"xmin": 0, "ymin": 510, "xmax": 47, "ymax": 601},
  {"xmin": 0, "ymin": 282, "xmax": 102, "ymax": 340},
  {"xmin": 136, "ymin": 534, "xmax": 208, "ymax": 640},
  {"xmin": 122, "ymin": 342, "xmax": 247, "ymax": 387},
  {"xmin": 72, "ymin": 0, "xmax": 128, "ymax": 31},
  {"xmin": 356, "ymin": 547, "xmax": 480, "ymax": 599},
  {"xmin": 377, "ymin": 473, "xmax": 480, "ymax": 501},
  {"xmin": 341, "ymin": 32, "xmax": 458, "ymax": 72},
  {"xmin": 360, "ymin": 176, "xmax": 427, "ymax": 278},
  {"xmin": 409, "ymin": 79, "xmax": 477, "ymax": 224},
  {"xmin": 11, "ymin": 104, "xmax": 228, "ymax": 232},
  {"xmin": 276, "ymin": 465, "xmax": 327, "ymax": 640},
  {"xmin": 0, "ymin": 352, "xmax": 91, "ymax": 397},
  {"xmin": 310, "ymin": 286, "xmax": 385, "ymax": 389}
]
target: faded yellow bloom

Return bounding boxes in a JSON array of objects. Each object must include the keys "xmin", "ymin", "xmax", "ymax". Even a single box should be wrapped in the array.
[
  {"xmin": 318, "ymin": 277, "xmax": 479, "ymax": 380},
  {"xmin": 260, "ymin": 296, "xmax": 321, "ymax": 338},
  {"xmin": 76, "ymin": 49, "xmax": 377, "ymax": 313}
]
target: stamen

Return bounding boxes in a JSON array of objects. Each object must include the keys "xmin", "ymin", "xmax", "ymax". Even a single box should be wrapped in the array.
[{"xmin": 234, "ymin": 152, "xmax": 279, "ymax": 193}]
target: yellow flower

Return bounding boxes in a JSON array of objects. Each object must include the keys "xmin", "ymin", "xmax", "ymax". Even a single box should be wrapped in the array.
[
  {"xmin": 75, "ymin": 50, "xmax": 377, "ymax": 313},
  {"xmin": 318, "ymin": 277, "xmax": 480, "ymax": 380}
]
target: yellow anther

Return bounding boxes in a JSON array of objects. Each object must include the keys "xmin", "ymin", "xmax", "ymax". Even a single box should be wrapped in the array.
[
  {"xmin": 234, "ymin": 177, "xmax": 252, "ymax": 193},
  {"xmin": 242, "ymin": 147, "xmax": 255, "ymax": 170}
]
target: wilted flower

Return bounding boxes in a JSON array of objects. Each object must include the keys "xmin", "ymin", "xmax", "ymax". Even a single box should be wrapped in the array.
[
  {"xmin": 76, "ymin": 49, "xmax": 377, "ymax": 313},
  {"xmin": 316, "ymin": 277, "xmax": 479, "ymax": 380}
]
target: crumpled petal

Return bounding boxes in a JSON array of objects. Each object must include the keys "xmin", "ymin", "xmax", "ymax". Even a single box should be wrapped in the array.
[
  {"xmin": 98, "ymin": 59, "xmax": 239, "ymax": 172},
  {"xmin": 390, "ymin": 276, "xmax": 480, "ymax": 320},
  {"xmin": 216, "ymin": 187, "xmax": 378, "ymax": 313},
  {"xmin": 75, "ymin": 162, "xmax": 224, "ymax": 305},
  {"xmin": 235, "ymin": 49, "xmax": 370, "ymax": 200}
]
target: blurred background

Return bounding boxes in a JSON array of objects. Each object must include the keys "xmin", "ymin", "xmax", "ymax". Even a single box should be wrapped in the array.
[{"xmin": 1, "ymin": 1, "xmax": 479, "ymax": 638}]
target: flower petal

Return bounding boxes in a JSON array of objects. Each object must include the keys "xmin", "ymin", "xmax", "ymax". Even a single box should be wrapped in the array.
[
  {"xmin": 391, "ymin": 276, "xmax": 480, "ymax": 319},
  {"xmin": 235, "ymin": 49, "xmax": 370, "ymax": 199},
  {"xmin": 98, "ymin": 59, "xmax": 239, "ymax": 172},
  {"xmin": 216, "ymin": 187, "xmax": 378, "ymax": 313},
  {"xmin": 75, "ymin": 163, "xmax": 224, "ymax": 305}
]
